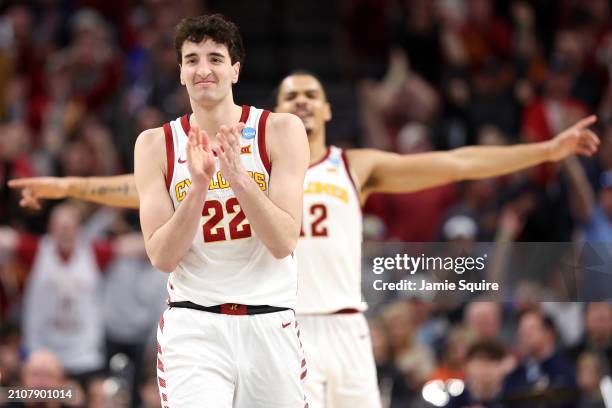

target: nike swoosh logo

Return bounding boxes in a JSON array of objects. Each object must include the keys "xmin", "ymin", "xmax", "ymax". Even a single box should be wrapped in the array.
[
  {"xmin": 178, "ymin": 158, "xmax": 187, "ymax": 164},
  {"xmin": 282, "ymin": 322, "xmax": 291, "ymax": 328}
]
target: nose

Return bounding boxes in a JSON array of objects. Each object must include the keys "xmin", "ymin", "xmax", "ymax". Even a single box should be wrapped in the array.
[
  {"xmin": 195, "ymin": 60, "xmax": 212, "ymax": 78},
  {"xmin": 294, "ymin": 94, "xmax": 309, "ymax": 107}
]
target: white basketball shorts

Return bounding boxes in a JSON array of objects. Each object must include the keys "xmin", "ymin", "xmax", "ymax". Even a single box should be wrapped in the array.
[
  {"xmin": 298, "ymin": 312, "xmax": 381, "ymax": 408},
  {"xmin": 156, "ymin": 306, "xmax": 308, "ymax": 408}
]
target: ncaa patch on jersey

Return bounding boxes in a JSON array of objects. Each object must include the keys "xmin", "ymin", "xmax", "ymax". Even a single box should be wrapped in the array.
[
  {"xmin": 242, "ymin": 127, "xmax": 256, "ymax": 139},
  {"xmin": 329, "ymin": 156, "xmax": 341, "ymax": 167}
]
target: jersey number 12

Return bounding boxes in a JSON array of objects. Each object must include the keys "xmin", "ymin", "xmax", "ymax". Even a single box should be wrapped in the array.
[{"xmin": 300, "ymin": 203, "xmax": 328, "ymax": 237}]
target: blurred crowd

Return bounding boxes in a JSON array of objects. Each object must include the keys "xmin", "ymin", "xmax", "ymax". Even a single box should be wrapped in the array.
[
  {"xmin": 356, "ymin": 0, "xmax": 612, "ymax": 246},
  {"xmin": 0, "ymin": 0, "xmax": 611, "ymax": 407},
  {"xmin": 370, "ymin": 300, "xmax": 612, "ymax": 408}
]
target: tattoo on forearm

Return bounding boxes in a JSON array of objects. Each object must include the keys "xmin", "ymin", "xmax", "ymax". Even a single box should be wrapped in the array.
[{"xmin": 90, "ymin": 184, "xmax": 131, "ymax": 197}]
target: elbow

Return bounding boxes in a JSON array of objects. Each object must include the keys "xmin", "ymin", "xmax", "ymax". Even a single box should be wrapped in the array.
[
  {"xmin": 145, "ymin": 240, "xmax": 178, "ymax": 272},
  {"xmin": 149, "ymin": 253, "xmax": 177, "ymax": 273},
  {"xmin": 269, "ymin": 237, "xmax": 298, "ymax": 259},
  {"xmin": 449, "ymin": 149, "xmax": 475, "ymax": 181},
  {"xmin": 451, "ymin": 158, "xmax": 470, "ymax": 181}
]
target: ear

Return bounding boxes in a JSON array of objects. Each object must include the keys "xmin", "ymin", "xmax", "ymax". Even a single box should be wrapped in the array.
[
  {"xmin": 179, "ymin": 64, "xmax": 185, "ymax": 86},
  {"xmin": 323, "ymin": 102, "xmax": 332, "ymax": 122},
  {"xmin": 231, "ymin": 62, "xmax": 240, "ymax": 84}
]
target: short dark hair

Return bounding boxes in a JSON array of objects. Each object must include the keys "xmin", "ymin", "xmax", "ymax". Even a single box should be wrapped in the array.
[
  {"xmin": 272, "ymin": 69, "xmax": 327, "ymax": 103},
  {"xmin": 467, "ymin": 340, "xmax": 507, "ymax": 361},
  {"xmin": 174, "ymin": 14, "xmax": 245, "ymax": 66}
]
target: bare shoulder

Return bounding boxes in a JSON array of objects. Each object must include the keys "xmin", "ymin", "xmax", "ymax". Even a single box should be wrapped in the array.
[
  {"xmin": 134, "ymin": 126, "xmax": 167, "ymax": 177},
  {"xmin": 346, "ymin": 148, "xmax": 385, "ymax": 162},
  {"xmin": 345, "ymin": 147, "xmax": 402, "ymax": 196},
  {"xmin": 265, "ymin": 112, "xmax": 308, "ymax": 160},
  {"xmin": 134, "ymin": 126, "xmax": 165, "ymax": 155},
  {"xmin": 266, "ymin": 112, "xmax": 305, "ymax": 139},
  {"xmin": 345, "ymin": 147, "xmax": 388, "ymax": 173}
]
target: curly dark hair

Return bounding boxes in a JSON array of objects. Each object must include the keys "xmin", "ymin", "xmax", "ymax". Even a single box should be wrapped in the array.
[{"xmin": 174, "ymin": 14, "xmax": 245, "ymax": 66}]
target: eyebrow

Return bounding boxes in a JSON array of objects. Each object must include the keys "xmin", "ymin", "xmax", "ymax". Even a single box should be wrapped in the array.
[
  {"xmin": 183, "ymin": 52, "xmax": 226, "ymax": 60},
  {"xmin": 283, "ymin": 88, "xmax": 321, "ymax": 96}
]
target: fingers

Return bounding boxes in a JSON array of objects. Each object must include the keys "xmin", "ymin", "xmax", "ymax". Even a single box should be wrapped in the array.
[
  {"xmin": 7, "ymin": 178, "xmax": 34, "ymax": 189},
  {"xmin": 213, "ymin": 125, "xmax": 228, "ymax": 155},
  {"xmin": 576, "ymin": 129, "xmax": 600, "ymax": 156},
  {"xmin": 8, "ymin": 179, "xmax": 43, "ymax": 209},
  {"xmin": 211, "ymin": 127, "xmax": 226, "ymax": 157},
  {"xmin": 225, "ymin": 124, "xmax": 242, "ymax": 149},
  {"xmin": 187, "ymin": 127, "xmax": 196, "ymax": 151},
  {"xmin": 19, "ymin": 188, "xmax": 41, "ymax": 210},
  {"xmin": 211, "ymin": 125, "xmax": 241, "ymax": 171},
  {"xmin": 576, "ymin": 146, "xmax": 595, "ymax": 157},
  {"xmin": 585, "ymin": 129, "xmax": 600, "ymax": 146},
  {"xmin": 199, "ymin": 128, "xmax": 211, "ymax": 152},
  {"xmin": 190, "ymin": 125, "xmax": 202, "ymax": 148},
  {"xmin": 234, "ymin": 122, "xmax": 246, "ymax": 135},
  {"xmin": 189, "ymin": 123, "xmax": 245, "ymax": 173},
  {"xmin": 20, "ymin": 197, "xmax": 41, "ymax": 210},
  {"xmin": 186, "ymin": 126, "xmax": 200, "ymax": 164},
  {"xmin": 189, "ymin": 125, "xmax": 213, "ymax": 155},
  {"xmin": 188, "ymin": 125, "xmax": 197, "ymax": 138},
  {"xmin": 572, "ymin": 115, "xmax": 597, "ymax": 130},
  {"xmin": 196, "ymin": 126, "xmax": 205, "ymax": 148},
  {"xmin": 576, "ymin": 138, "xmax": 597, "ymax": 157}
]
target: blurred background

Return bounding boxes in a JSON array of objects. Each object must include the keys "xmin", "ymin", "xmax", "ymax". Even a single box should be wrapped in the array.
[{"xmin": 0, "ymin": 0, "xmax": 611, "ymax": 407}]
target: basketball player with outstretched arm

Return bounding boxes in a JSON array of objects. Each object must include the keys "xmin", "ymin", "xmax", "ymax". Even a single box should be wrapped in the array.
[
  {"xmin": 127, "ymin": 15, "xmax": 308, "ymax": 407},
  {"xmin": 10, "ymin": 73, "xmax": 600, "ymax": 407}
]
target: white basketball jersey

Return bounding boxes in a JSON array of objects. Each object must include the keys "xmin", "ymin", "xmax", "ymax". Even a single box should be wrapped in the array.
[
  {"xmin": 164, "ymin": 105, "xmax": 297, "ymax": 308},
  {"xmin": 296, "ymin": 146, "xmax": 365, "ymax": 314}
]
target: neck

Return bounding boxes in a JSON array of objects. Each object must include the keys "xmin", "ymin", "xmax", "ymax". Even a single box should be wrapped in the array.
[
  {"xmin": 308, "ymin": 130, "xmax": 328, "ymax": 165},
  {"xmin": 190, "ymin": 94, "xmax": 242, "ymax": 139}
]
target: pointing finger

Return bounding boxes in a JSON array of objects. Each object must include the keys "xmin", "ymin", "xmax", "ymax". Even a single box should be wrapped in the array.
[{"xmin": 571, "ymin": 115, "xmax": 597, "ymax": 131}]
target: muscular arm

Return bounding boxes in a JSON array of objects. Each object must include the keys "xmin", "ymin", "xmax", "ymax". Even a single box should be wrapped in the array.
[
  {"xmin": 134, "ymin": 127, "xmax": 212, "ymax": 272},
  {"xmin": 349, "ymin": 116, "xmax": 599, "ymax": 202},
  {"xmin": 8, "ymin": 175, "xmax": 139, "ymax": 209},
  {"xmin": 72, "ymin": 175, "xmax": 138, "ymax": 208},
  {"xmin": 216, "ymin": 114, "xmax": 309, "ymax": 258}
]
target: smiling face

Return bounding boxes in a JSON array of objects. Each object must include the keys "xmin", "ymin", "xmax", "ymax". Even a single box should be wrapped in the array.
[
  {"xmin": 275, "ymin": 74, "xmax": 331, "ymax": 140},
  {"xmin": 179, "ymin": 38, "xmax": 240, "ymax": 105}
]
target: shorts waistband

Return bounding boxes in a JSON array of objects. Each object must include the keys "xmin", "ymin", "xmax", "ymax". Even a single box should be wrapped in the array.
[{"xmin": 168, "ymin": 301, "xmax": 291, "ymax": 316}]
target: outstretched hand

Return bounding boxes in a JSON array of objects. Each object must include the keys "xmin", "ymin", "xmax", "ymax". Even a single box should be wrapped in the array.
[
  {"xmin": 187, "ymin": 125, "xmax": 216, "ymax": 189},
  {"xmin": 548, "ymin": 115, "xmax": 600, "ymax": 161},
  {"xmin": 7, "ymin": 177, "xmax": 71, "ymax": 210}
]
